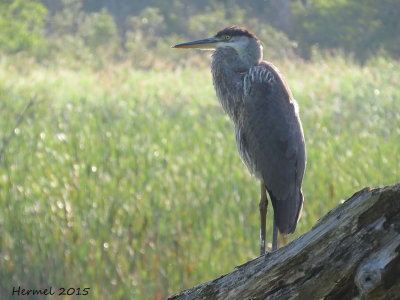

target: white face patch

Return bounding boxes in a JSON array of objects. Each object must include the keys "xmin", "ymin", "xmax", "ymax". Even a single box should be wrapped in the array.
[
  {"xmin": 229, "ymin": 36, "xmax": 250, "ymax": 53},
  {"xmin": 216, "ymin": 36, "xmax": 250, "ymax": 53}
]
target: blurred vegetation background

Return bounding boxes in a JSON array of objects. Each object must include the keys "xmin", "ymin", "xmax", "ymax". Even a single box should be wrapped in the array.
[
  {"xmin": 1, "ymin": 0, "xmax": 400, "ymax": 65},
  {"xmin": 0, "ymin": 0, "xmax": 399, "ymax": 299}
]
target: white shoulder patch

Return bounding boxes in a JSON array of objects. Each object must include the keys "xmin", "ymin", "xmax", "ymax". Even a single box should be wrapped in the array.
[
  {"xmin": 292, "ymin": 98, "xmax": 300, "ymax": 115},
  {"xmin": 244, "ymin": 66, "xmax": 275, "ymax": 96}
]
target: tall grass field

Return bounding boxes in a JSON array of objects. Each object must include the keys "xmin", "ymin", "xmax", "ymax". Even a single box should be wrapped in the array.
[{"xmin": 0, "ymin": 55, "xmax": 399, "ymax": 299}]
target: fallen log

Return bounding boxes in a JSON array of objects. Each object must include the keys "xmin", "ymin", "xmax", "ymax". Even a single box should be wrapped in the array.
[{"xmin": 168, "ymin": 183, "xmax": 400, "ymax": 300}]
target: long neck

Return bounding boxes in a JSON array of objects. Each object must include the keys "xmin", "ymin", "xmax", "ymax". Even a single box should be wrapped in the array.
[
  {"xmin": 211, "ymin": 48, "xmax": 244, "ymax": 123},
  {"xmin": 211, "ymin": 41, "xmax": 262, "ymax": 123}
]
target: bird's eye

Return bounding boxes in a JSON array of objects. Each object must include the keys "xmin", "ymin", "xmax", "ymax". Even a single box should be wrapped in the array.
[{"xmin": 225, "ymin": 35, "xmax": 231, "ymax": 41}]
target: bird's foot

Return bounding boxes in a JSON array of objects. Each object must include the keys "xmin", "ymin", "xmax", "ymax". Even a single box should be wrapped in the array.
[{"xmin": 235, "ymin": 251, "xmax": 272, "ymax": 269}]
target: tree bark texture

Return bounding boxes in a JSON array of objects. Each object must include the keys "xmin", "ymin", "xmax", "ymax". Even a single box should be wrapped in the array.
[{"xmin": 168, "ymin": 183, "xmax": 400, "ymax": 300}]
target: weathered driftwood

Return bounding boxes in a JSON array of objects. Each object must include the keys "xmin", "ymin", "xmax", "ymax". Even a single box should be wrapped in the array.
[{"xmin": 168, "ymin": 183, "xmax": 400, "ymax": 300}]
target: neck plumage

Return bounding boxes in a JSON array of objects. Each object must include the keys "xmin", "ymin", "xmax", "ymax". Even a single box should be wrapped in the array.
[{"xmin": 211, "ymin": 48, "xmax": 247, "ymax": 123}]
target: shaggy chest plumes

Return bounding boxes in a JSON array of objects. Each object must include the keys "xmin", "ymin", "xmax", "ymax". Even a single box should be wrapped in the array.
[
  {"xmin": 211, "ymin": 53, "xmax": 276, "ymax": 120},
  {"xmin": 211, "ymin": 48, "xmax": 246, "ymax": 124},
  {"xmin": 211, "ymin": 47, "xmax": 278, "ymax": 177},
  {"xmin": 210, "ymin": 35, "xmax": 264, "ymax": 120}
]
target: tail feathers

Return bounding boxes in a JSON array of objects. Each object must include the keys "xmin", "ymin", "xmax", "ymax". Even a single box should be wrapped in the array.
[{"xmin": 268, "ymin": 188, "xmax": 304, "ymax": 234}]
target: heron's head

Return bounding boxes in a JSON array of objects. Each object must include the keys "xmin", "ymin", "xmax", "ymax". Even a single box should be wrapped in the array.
[{"xmin": 172, "ymin": 26, "xmax": 263, "ymax": 61}]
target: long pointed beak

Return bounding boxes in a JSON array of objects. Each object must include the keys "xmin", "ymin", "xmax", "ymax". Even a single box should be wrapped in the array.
[{"xmin": 172, "ymin": 37, "xmax": 219, "ymax": 50}]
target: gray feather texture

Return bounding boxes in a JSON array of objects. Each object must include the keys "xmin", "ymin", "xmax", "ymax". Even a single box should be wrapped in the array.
[{"xmin": 211, "ymin": 37, "xmax": 306, "ymax": 234}]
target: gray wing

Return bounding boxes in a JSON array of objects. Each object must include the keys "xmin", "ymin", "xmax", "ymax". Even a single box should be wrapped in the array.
[{"xmin": 241, "ymin": 62, "xmax": 306, "ymax": 234}]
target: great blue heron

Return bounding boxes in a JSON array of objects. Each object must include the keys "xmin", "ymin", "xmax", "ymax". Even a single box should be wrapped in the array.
[{"xmin": 172, "ymin": 26, "xmax": 306, "ymax": 255}]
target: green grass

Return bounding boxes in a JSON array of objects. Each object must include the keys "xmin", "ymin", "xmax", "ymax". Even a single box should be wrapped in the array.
[{"xmin": 0, "ymin": 55, "xmax": 399, "ymax": 299}]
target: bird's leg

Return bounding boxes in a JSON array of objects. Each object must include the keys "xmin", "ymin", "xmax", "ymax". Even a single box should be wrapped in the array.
[
  {"xmin": 272, "ymin": 215, "xmax": 278, "ymax": 251},
  {"xmin": 259, "ymin": 182, "xmax": 268, "ymax": 255}
]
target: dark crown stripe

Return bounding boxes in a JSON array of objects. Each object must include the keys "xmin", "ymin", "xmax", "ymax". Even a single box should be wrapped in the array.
[{"xmin": 216, "ymin": 25, "xmax": 259, "ymax": 40}]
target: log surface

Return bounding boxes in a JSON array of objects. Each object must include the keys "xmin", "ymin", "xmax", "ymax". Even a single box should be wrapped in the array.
[{"xmin": 168, "ymin": 183, "xmax": 400, "ymax": 300}]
